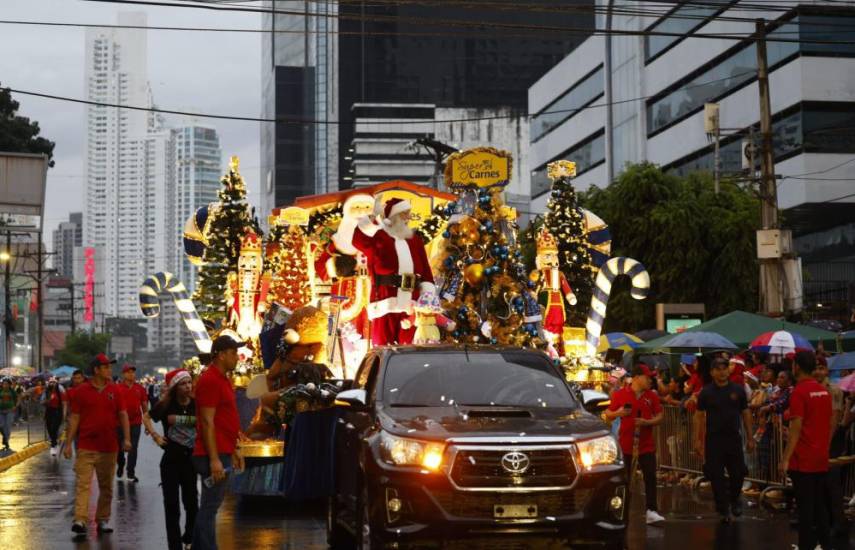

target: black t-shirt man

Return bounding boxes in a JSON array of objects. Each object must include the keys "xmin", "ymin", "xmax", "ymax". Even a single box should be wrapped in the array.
[{"xmin": 698, "ymin": 382, "xmax": 747, "ymax": 437}]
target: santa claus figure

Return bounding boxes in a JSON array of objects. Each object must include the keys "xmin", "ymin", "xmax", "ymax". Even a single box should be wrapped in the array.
[
  {"xmin": 313, "ymin": 193, "xmax": 374, "ymax": 372},
  {"xmin": 351, "ymin": 197, "xmax": 436, "ymax": 346},
  {"xmin": 530, "ymin": 228, "xmax": 576, "ymax": 355}
]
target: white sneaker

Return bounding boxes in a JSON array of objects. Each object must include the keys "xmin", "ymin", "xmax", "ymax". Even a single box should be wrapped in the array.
[
  {"xmin": 646, "ymin": 509, "xmax": 666, "ymax": 524},
  {"xmin": 49, "ymin": 446, "xmax": 57, "ymax": 457}
]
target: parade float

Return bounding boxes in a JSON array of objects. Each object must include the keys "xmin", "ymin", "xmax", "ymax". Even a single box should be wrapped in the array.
[{"xmin": 137, "ymin": 150, "xmax": 652, "ymax": 497}]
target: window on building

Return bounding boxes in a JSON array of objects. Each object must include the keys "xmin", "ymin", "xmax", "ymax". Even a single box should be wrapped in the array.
[
  {"xmin": 531, "ymin": 129, "xmax": 605, "ymax": 198},
  {"xmin": 664, "ymin": 101, "xmax": 855, "ymax": 176},
  {"xmin": 645, "ymin": 0, "xmax": 735, "ymax": 62},
  {"xmin": 646, "ymin": 11, "xmax": 855, "ymax": 136},
  {"xmin": 530, "ymin": 65, "xmax": 604, "ymax": 143}
]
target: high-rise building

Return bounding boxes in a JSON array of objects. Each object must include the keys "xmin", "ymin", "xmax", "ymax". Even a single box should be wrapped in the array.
[
  {"xmin": 83, "ymin": 12, "xmax": 152, "ymax": 318},
  {"xmin": 260, "ymin": 0, "xmax": 594, "ymax": 216},
  {"xmin": 173, "ymin": 125, "xmax": 222, "ymax": 292},
  {"xmin": 52, "ymin": 212, "xmax": 82, "ymax": 279},
  {"xmin": 528, "ymin": 1, "xmax": 855, "ymax": 317}
]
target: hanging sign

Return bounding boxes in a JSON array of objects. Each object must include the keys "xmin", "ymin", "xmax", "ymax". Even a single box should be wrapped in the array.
[{"xmin": 444, "ymin": 147, "xmax": 512, "ymax": 189}]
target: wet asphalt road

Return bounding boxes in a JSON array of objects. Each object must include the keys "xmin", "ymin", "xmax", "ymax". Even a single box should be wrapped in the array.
[{"xmin": 1, "ymin": 434, "xmax": 853, "ymax": 550}]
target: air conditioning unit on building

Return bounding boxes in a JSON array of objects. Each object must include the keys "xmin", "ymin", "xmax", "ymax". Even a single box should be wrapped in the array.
[{"xmin": 756, "ymin": 229, "xmax": 792, "ymax": 259}]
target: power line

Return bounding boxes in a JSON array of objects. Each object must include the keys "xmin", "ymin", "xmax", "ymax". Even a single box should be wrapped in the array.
[
  {"xmin": 0, "ymin": 69, "xmax": 783, "ymax": 127},
  {"xmin": 77, "ymin": 0, "xmax": 855, "ymax": 45}
]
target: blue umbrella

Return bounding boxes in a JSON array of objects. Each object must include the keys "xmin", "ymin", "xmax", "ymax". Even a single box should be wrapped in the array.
[
  {"xmin": 653, "ymin": 331, "xmax": 738, "ymax": 352},
  {"xmin": 829, "ymin": 353, "xmax": 855, "ymax": 372},
  {"xmin": 51, "ymin": 365, "xmax": 77, "ymax": 378}
]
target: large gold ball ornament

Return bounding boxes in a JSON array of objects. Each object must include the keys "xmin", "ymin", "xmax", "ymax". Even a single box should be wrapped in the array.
[{"xmin": 464, "ymin": 263, "xmax": 485, "ymax": 285}]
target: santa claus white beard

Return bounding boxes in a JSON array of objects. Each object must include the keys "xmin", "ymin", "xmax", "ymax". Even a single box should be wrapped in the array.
[
  {"xmin": 385, "ymin": 217, "xmax": 414, "ymax": 240},
  {"xmin": 332, "ymin": 218, "xmax": 359, "ymax": 255}
]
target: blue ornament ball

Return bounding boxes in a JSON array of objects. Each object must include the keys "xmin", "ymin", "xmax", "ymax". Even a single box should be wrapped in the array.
[{"xmin": 442, "ymin": 230, "xmax": 451, "ymax": 239}]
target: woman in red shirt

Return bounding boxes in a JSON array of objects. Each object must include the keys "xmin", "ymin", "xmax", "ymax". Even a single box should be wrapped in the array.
[{"xmin": 42, "ymin": 377, "xmax": 67, "ymax": 456}]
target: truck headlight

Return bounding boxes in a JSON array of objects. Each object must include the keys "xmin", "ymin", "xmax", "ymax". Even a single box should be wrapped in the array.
[
  {"xmin": 576, "ymin": 435, "xmax": 619, "ymax": 470},
  {"xmin": 379, "ymin": 432, "xmax": 445, "ymax": 471}
]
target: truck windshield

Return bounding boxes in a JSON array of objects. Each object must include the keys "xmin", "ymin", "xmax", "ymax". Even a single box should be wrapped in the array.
[{"xmin": 383, "ymin": 352, "xmax": 577, "ymax": 409}]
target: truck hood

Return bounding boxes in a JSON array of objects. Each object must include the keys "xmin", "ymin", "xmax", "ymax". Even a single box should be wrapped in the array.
[{"xmin": 378, "ymin": 405, "xmax": 607, "ymax": 441}]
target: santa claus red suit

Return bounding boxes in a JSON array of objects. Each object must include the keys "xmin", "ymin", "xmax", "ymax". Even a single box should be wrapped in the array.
[
  {"xmin": 351, "ymin": 198, "xmax": 435, "ymax": 346},
  {"xmin": 313, "ymin": 193, "xmax": 374, "ymax": 338}
]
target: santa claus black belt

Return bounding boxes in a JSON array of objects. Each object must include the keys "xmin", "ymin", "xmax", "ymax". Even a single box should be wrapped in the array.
[{"xmin": 375, "ymin": 273, "xmax": 420, "ymax": 292}]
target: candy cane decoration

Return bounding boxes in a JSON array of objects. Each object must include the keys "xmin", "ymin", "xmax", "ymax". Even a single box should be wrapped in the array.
[
  {"xmin": 139, "ymin": 272, "xmax": 212, "ymax": 353},
  {"xmin": 585, "ymin": 257, "xmax": 650, "ymax": 356}
]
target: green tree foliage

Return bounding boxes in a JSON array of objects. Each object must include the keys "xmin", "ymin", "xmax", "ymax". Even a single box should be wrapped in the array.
[
  {"xmin": 544, "ymin": 173, "xmax": 595, "ymax": 326},
  {"xmin": 580, "ymin": 163, "xmax": 760, "ymax": 332},
  {"xmin": 0, "ymin": 85, "xmax": 55, "ymax": 166},
  {"xmin": 193, "ymin": 160, "xmax": 261, "ymax": 326},
  {"xmin": 54, "ymin": 331, "xmax": 111, "ymax": 370}
]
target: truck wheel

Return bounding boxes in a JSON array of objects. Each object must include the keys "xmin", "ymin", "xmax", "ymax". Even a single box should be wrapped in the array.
[{"xmin": 327, "ymin": 496, "xmax": 355, "ymax": 549}]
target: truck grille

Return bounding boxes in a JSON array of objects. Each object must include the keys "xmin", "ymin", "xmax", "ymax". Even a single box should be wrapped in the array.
[
  {"xmin": 431, "ymin": 489, "xmax": 592, "ymax": 519},
  {"xmin": 449, "ymin": 447, "xmax": 578, "ymax": 489}
]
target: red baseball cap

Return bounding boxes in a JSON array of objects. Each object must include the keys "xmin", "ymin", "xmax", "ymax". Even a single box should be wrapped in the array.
[
  {"xmin": 90, "ymin": 353, "xmax": 117, "ymax": 368},
  {"xmin": 631, "ymin": 363, "xmax": 657, "ymax": 378},
  {"xmin": 121, "ymin": 363, "xmax": 136, "ymax": 373}
]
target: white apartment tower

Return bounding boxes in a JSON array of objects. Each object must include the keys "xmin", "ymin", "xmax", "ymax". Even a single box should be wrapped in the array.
[{"xmin": 84, "ymin": 12, "xmax": 153, "ymax": 318}]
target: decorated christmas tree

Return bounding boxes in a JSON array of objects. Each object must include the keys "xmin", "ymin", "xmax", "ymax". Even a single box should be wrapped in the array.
[
  {"xmin": 543, "ymin": 160, "xmax": 595, "ymax": 326},
  {"xmin": 437, "ymin": 149, "xmax": 543, "ymax": 347},
  {"xmin": 265, "ymin": 224, "xmax": 312, "ymax": 311},
  {"xmin": 193, "ymin": 157, "xmax": 261, "ymax": 326}
]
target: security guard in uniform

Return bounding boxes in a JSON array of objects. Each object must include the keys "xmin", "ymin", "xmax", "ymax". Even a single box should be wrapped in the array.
[{"xmin": 694, "ymin": 357, "xmax": 755, "ymax": 522}]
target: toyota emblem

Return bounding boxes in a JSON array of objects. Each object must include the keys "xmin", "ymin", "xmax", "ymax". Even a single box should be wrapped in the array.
[{"xmin": 501, "ymin": 451, "xmax": 530, "ymax": 475}]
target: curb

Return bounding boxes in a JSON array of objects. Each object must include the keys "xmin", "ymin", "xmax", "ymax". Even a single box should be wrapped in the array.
[{"xmin": 0, "ymin": 441, "xmax": 50, "ymax": 473}]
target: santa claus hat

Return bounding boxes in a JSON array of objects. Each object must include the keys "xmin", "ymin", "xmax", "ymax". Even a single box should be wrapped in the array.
[
  {"xmin": 382, "ymin": 198, "xmax": 411, "ymax": 226},
  {"xmin": 165, "ymin": 368, "xmax": 191, "ymax": 390}
]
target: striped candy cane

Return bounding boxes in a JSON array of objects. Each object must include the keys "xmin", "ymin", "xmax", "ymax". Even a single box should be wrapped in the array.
[
  {"xmin": 139, "ymin": 272, "xmax": 212, "ymax": 353},
  {"xmin": 585, "ymin": 257, "xmax": 650, "ymax": 357}
]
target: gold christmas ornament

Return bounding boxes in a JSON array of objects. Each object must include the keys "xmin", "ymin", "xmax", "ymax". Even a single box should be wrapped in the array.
[
  {"xmin": 464, "ymin": 263, "xmax": 485, "ymax": 285},
  {"xmin": 547, "ymin": 160, "xmax": 577, "ymax": 181}
]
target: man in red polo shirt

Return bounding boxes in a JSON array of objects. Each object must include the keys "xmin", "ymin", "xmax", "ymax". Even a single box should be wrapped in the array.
[
  {"xmin": 605, "ymin": 363, "xmax": 665, "ymax": 525},
  {"xmin": 192, "ymin": 335, "xmax": 245, "ymax": 550},
  {"xmin": 64, "ymin": 353, "xmax": 131, "ymax": 536},
  {"xmin": 782, "ymin": 350, "xmax": 832, "ymax": 550},
  {"xmin": 116, "ymin": 363, "xmax": 148, "ymax": 482}
]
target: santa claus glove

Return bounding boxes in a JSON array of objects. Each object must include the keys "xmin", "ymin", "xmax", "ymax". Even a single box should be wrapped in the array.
[
  {"xmin": 401, "ymin": 318, "xmax": 412, "ymax": 330},
  {"xmin": 357, "ymin": 215, "xmax": 381, "ymax": 237},
  {"xmin": 566, "ymin": 293, "xmax": 578, "ymax": 306}
]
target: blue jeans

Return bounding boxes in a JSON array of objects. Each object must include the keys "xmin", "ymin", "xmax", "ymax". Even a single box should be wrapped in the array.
[
  {"xmin": 0, "ymin": 410, "xmax": 13, "ymax": 447},
  {"xmin": 191, "ymin": 454, "xmax": 231, "ymax": 550}
]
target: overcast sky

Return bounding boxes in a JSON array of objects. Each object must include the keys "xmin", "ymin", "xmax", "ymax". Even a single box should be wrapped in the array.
[{"xmin": 0, "ymin": 0, "xmax": 262, "ymax": 246}]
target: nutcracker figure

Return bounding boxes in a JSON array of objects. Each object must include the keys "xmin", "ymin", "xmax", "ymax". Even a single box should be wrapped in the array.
[{"xmin": 530, "ymin": 228, "xmax": 576, "ymax": 356}]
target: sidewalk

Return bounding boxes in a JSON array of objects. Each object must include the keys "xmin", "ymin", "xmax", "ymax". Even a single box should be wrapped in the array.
[{"xmin": 0, "ymin": 421, "xmax": 49, "ymax": 472}]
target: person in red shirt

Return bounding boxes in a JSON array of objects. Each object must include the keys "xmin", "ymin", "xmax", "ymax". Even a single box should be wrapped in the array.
[
  {"xmin": 605, "ymin": 363, "xmax": 665, "ymax": 525},
  {"xmin": 116, "ymin": 363, "xmax": 149, "ymax": 482},
  {"xmin": 43, "ymin": 377, "xmax": 68, "ymax": 456},
  {"xmin": 64, "ymin": 369, "xmax": 87, "ymax": 453},
  {"xmin": 64, "ymin": 353, "xmax": 131, "ymax": 536},
  {"xmin": 782, "ymin": 351, "xmax": 832, "ymax": 550},
  {"xmin": 192, "ymin": 335, "xmax": 246, "ymax": 550}
]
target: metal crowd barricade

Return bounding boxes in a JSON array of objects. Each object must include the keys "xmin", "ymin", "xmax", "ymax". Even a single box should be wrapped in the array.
[
  {"xmin": 654, "ymin": 404, "xmax": 790, "ymax": 501},
  {"xmin": 655, "ymin": 404, "xmax": 704, "ymax": 478},
  {"xmin": 24, "ymin": 395, "xmax": 46, "ymax": 446}
]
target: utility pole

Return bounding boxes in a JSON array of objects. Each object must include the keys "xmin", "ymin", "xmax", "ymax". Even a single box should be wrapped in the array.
[
  {"xmin": 756, "ymin": 18, "xmax": 784, "ymax": 316},
  {"xmin": 3, "ymin": 230, "xmax": 10, "ymax": 369}
]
